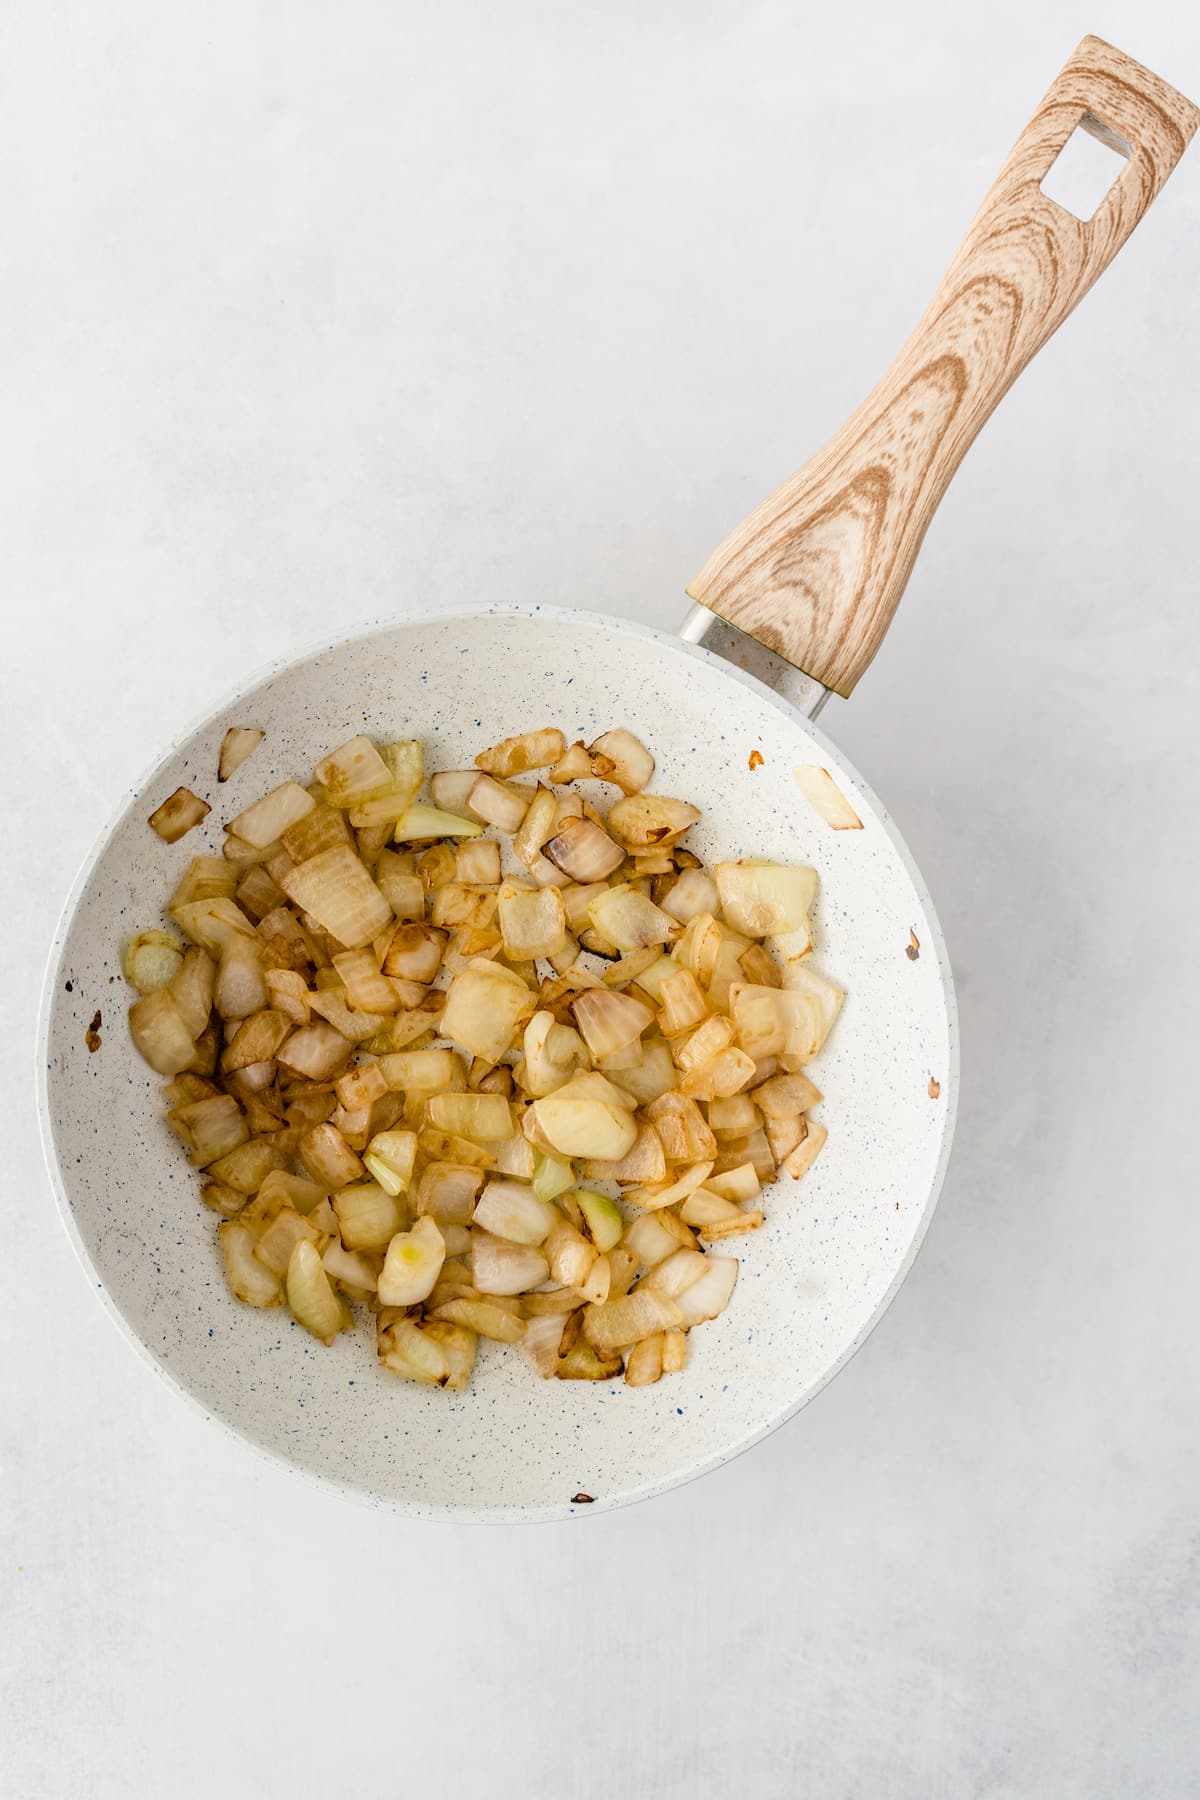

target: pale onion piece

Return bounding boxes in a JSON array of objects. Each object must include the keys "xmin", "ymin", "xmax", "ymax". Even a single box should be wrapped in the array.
[
  {"xmin": 674, "ymin": 1254, "xmax": 739, "ymax": 1325},
  {"xmin": 570, "ymin": 988, "xmax": 653, "ymax": 1060},
  {"xmin": 476, "ymin": 727, "xmax": 565, "ymax": 777},
  {"xmin": 128, "ymin": 989, "xmax": 196, "ymax": 1075},
  {"xmin": 377, "ymin": 870, "xmax": 425, "ymax": 921},
  {"xmin": 218, "ymin": 726, "xmax": 264, "ymax": 782},
  {"xmin": 222, "ymin": 1009, "xmax": 290, "ymax": 1071},
  {"xmin": 643, "ymin": 1246, "xmax": 710, "ymax": 1298},
  {"xmin": 279, "ymin": 803, "xmax": 352, "ymax": 864},
  {"xmin": 575, "ymin": 1190, "xmax": 624, "ymax": 1253},
  {"xmin": 171, "ymin": 856, "xmax": 239, "ymax": 909},
  {"xmin": 363, "ymin": 1128, "xmax": 419, "ymax": 1194},
  {"xmin": 531, "ymin": 1089, "xmax": 638, "ymax": 1161},
  {"xmin": 166, "ymin": 947, "xmax": 215, "ymax": 1039},
  {"xmin": 299, "ymin": 1121, "xmax": 365, "ymax": 1188},
  {"xmin": 416, "ymin": 1162, "xmax": 485, "ymax": 1223},
  {"xmin": 545, "ymin": 1216, "xmax": 598, "ymax": 1289},
  {"xmin": 230, "ymin": 781, "xmax": 316, "ymax": 849},
  {"xmin": 172, "ymin": 1094, "xmax": 248, "ymax": 1165},
  {"xmin": 521, "ymin": 1286, "xmax": 587, "ymax": 1317},
  {"xmin": 278, "ymin": 848, "xmax": 392, "ymax": 951},
  {"xmin": 214, "ymin": 935, "xmax": 267, "ymax": 1022},
  {"xmin": 512, "ymin": 786, "xmax": 559, "ymax": 868},
  {"xmin": 712, "ymin": 1127, "xmax": 776, "ymax": 1183},
  {"xmin": 596, "ymin": 1039, "xmax": 643, "ymax": 1072},
  {"xmin": 624, "ymin": 1332, "xmax": 664, "ymax": 1386},
  {"xmin": 582, "ymin": 1121, "xmax": 667, "ymax": 1186},
  {"xmin": 777, "ymin": 962, "xmax": 844, "ymax": 1047},
  {"xmin": 782, "ymin": 1119, "xmax": 828, "ymax": 1180},
  {"xmin": 148, "ymin": 786, "xmax": 210, "ymax": 843},
  {"xmin": 661, "ymin": 868, "xmax": 719, "ymax": 924},
  {"xmin": 766, "ymin": 1110, "xmax": 805, "ymax": 1162},
  {"xmin": 601, "ymin": 946, "xmax": 661, "ymax": 990},
  {"xmin": 531, "ymin": 1152, "xmax": 575, "ymax": 1202},
  {"xmin": 442, "ymin": 959, "xmax": 536, "ymax": 1062},
  {"xmin": 234, "ymin": 864, "xmax": 285, "ymax": 923},
  {"xmin": 466, "ymin": 773, "xmax": 529, "ymax": 833},
  {"xmin": 645, "ymin": 1091, "xmax": 717, "ymax": 1162},
  {"xmin": 331, "ymin": 947, "xmax": 398, "ymax": 1014},
  {"xmin": 422, "ymin": 1319, "xmax": 478, "ymax": 1389},
  {"xmin": 172, "ymin": 897, "xmax": 258, "ymax": 957},
  {"xmin": 564, "ymin": 1070, "xmax": 637, "ymax": 1110},
  {"xmin": 394, "ymin": 803, "xmax": 483, "ymax": 841},
  {"xmin": 576, "ymin": 1251, "xmax": 612, "ymax": 1307},
  {"xmin": 561, "ymin": 882, "xmax": 610, "ymax": 931},
  {"xmin": 557, "ymin": 1340, "xmax": 623, "ymax": 1380},
  {"xmin": 430, "ymin": 1296, "xmax": 525, "ymax": 1344},
  {"xmin": 380, "ymin": 1318, "xmax": 451, "ymax": 1384},
  {"xmin": 752, "ymin": 1071, "xmax": 823, "ymax": 1120},
  {"xmin": 497, "ymin": 882, "xmax": 568, "ymax": 961},
  {"xmin": 520, "ymin": 1312, "xmax": 567, "ymax": 1377},
  {"xmin": 253, "ymin": 1205, "xmax": 322, "ymax": 1279},
  {"xmin": 542, "ymin": 818, "xmax": 625, "ymax": 883},
  {"xmin": 607, "ymin": 793, "xmax": 701, "ymax": 851},
  {"xmin": 768, "ymin": 925, "xmax": 812, "ymax": 969},
  {"xmin": 522, "ymin": 1014, "xmax": 589, "ymax": 1104},
  {"xmin": 379, "ymin": 1048, "xmax": 466, "ymax": 1094},
  {"xmin": 714, "ymin": 861, "xmax": 818, "ymax": 937},
  {"xmin": 437, "ymin": 1223, "xmax": 472, "ymax": 1259},
  {"xmin": 728, "ymin": 983, "xmax": 789, "ymax": 1059},
  {"xmin": 455, "ymin": 838, "xmax": 502, "ymax": 886},
  {"xmin": 277, "ymin": 1022, "xmax": 351, "ymax": 1081},
  {"xmin": 314, "ymin": 735, "xmax": 394, "ymax": 806},
  {"xmin": 708, "ymin": 1093, "xmax": 759, "ymax": 1139},
  {"xmin": 470, "ymin": 1227, "xmax": 550, "ymax": 1296},
  {"xmin": 418, "ymin": 1126, "xmax": 493, "ymax": 1171},
  {"xmin": 123, "ymin": 930, "xmax": 185, "ymax": 995},
  {"xmin": 706, "ymin": 1162, "xmax": 761, "ymax": 1203},
  {"xmin": 377, "ymin": 1215, "xmax": 445, "ymax": 1306},
  {"xmin": 332, "ymin": 1182, "xmax": 404, "ymax": 1250},
  {"xmin": 528, "ymin": 853, "xmax": 571, "ymax": 889},
  {"xmin": 220, "ymin": 1221, "xmax": 283, "ymax": 1307},
  {"xmin": 675, "ymin": 1014, "xmax": 737, "ymax": 1074},
  {"xmin": 587, "ymin": 729, "xmax": 654, "ymax": 795},
  {"xmin": 322, "ymin": 1240, "xmax": 380, "ymax": 1295},
  {"xmin": 258, "ymin": 1170, "xmax": 326, "ymax": 1216},
  {"xmin": 607, "ymin": 1038, "xmax": 678, "ymax": 1107},
  {"xmin": 428, "ymin": 1091, "xmax": 514, "ymax": 1142},
  {"xmin": 347, "ymin": 741, "xmax": 424, "ymax": 827},
  {"xmin": 548, "ymin": 740, "xmax": 592, "ymax": 783},
  {"xmin": 706, "ymin": 939, "xmax": 752, "ymax": 1014},
  {"xmin": 661, "ymin": 1329, "xmax": 687, "ymax": 1373},
  {"xmin": 286, "ymin": 1238, "xmax": 348, "ymax": 1341},
  {"xmin": 472, "ymin": 1179, "xmax": 557, "ymax": 1245},
  {"xmin": 585, "ymin": 885, "xmax": 676, "ymax": 952},
  {"xmin": 583, "ymin": 1288, "xmax": 683, "ymax": 1355},
  {"xmin": 658, "ymin": 967, "xmax": 709, "ymax": 1037},
  {"xmin": 679, "ymin": 1188, "xmax": 743, "ymax": 1227},
  {"xmin": 625, "ymin": 1159, "xmax": 714, "ymax": 1212},
  {"xmin": 493, "ymin": 1130, "xmax": 538, "ymax": 1181},
  {"xmin": 624, "ymin": 1210, "xmax": 695, "ymax": 1268},
  {"xmin": 672, "ymin": 912, "xmax": 724, "ymax": 988},
  {"xmin": 202, "ymin": 1181, "xmax": 245, "ymax": 1216},
  {"xmin": 428, "ymin": 770, "xmax": 480, "ymax": 814},
  {"xmin": 381, "ymin": 921, "xmax": 446, "ymax": 984},
  {"xmin": 792, "ymin": 764, "xmax": 863, "ymax": 830},
  {"xmin": 308, "ymin": 987, "xmax": 390, "ymax": 1044}
]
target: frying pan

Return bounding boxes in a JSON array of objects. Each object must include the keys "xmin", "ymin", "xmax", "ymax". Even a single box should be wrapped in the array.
[{"xmin": 38, "ymin": 37, "xmax": 1197, "ymax": 1519}]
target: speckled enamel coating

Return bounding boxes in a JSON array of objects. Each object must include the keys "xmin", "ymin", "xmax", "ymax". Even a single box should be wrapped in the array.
[{"xmin": 38, "ymin": 604, "xmax": 957, "ymax": 1521}]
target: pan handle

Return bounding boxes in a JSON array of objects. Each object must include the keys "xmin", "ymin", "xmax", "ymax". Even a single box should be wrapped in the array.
[{"xmin": 685, "ymin": 35, "xmax": 1198, "ymax": 698}]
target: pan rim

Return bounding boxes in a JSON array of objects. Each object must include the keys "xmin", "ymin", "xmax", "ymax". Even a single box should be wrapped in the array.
[{"xmin": 37, "ymin": 598, "xmax": 959, "ymax": 1521}]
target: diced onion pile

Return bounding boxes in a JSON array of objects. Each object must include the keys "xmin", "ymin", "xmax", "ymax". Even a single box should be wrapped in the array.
[{"xmin": 124, "ymin": 725, "xmax": 841, "ymax": 1390}]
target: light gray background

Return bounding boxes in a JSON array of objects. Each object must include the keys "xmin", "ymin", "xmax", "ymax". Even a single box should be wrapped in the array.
[{"xmin": 2, "ymin": 3, "xmax": 1198, "ymax": 1795}]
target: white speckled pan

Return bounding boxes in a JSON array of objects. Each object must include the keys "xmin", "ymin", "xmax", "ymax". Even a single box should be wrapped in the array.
[
  {"xmin": 39, "ymin": 603, "xmax": 955, "ymax": 1520},
  {"xmin": 38, "ymin": 39, "xmax": 1195, "ymax": 1517}
]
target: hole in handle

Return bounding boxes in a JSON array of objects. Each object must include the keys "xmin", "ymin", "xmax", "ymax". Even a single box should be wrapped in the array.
[{"xmin": 1040, "ymin": 112, "xmax": 1132, "ymax": 221}]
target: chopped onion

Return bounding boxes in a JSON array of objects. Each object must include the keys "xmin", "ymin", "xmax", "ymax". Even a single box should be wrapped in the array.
[
  {"xmin": 229, "ymin": 781, "xmax": 315, "ymax": 850},
  {"xmin": 571, "ymin": 988, "xmax": 653, "ymax": 1060},
  {"xmin": 585, "ymin": 884, "xmax": 676, "ymax": 951},
  {"xmin": 314, "ymin": 735, "xmax": 394, "ymax": 807},
  {"xmin": 220, "ymin": 1221, "xmax": 283, "ymax": 1307},
  {"xmin": 430, "ymin": 1296, "xmax": 524, "ymax": 1344},
  {"xmin": 623, "ymin": 1210, "xmax": 695, "ymax": 1267},
  {"xmin": 473, "ymin": 1178, "xmax": 557, "ymax": 1245},
  {"xmin": 583, "ymin": 1288, "xmax": 683, "ymax": 1355},
  {"xmin": 674, "ymin": 1255, "xmax": 738, "ymax": 1325},
  {"xmin": 792, "ymin": 764, "xmax": 863, "ymax": 830},
  {"xmin": 520, "ymin": 1312, "xmax": 567, "ymax": 1377},
  {"xmin": 172, "ymin": 897, "xmax": 258, "ymax": 957},
  {"xmin": 123, "ymin": 930, "xmax": 185, "ymax": 995},
  {"xmin": 427, "ymin": 1091, "xmax": 513, "ymax": 1142},
  {"xmin": 299, "ymin": 1121, "xmax": 365, "ymax": 1188},
  {"xmin": 476, "ymin": 727, "xmax": 565, "ymax": 777},
  {"xmin": 287, "ymin": 1238, "xmax": 348, "ymax": 1341},
  {"xmin": 661, "ymin": 867, "xmax": 719, "ymax": 924},
  {"xmin": 533, "ymin": 1072, "xmax": 639, "ymax": 1161},
  {"xmin": 128, "ymin": 989, "xmax": 197, "ymax": 1075},
  {"xmin": 715, "ymin": 861, "xmax": 817, "ymax": 937},
  {"xmin": 442, "ymin": 959, "xmax": 535, "ymax": 1062},
  {"xmin": 607, "ymin": 793, "xmax": 700, "ymax": 850},
  {"xmin": 416, "ymin": 1162, "xmax": 484, "ymax": 1223},
  {"xmin": 548, "ymin": 741, "xmax": 593, "ymax": 783},
  {"xmin": 543, "ymin": 818, "xmax": 625, "ymax": 882},
  {"xmin": 218, "ymin": 727, "xmax": 264, "ymax": 782},
  {"xmin": 148, "ymin": 786, "xmax": 211, "ymax": 843},
  {"xmin": 394, "ymin": 803, "xmax": 483, "ymax": 841},
  {"xmin": 378, "ymin": 1215, "xmax": 446, "ymax": 1306},
  {"xmin": 575, "ymin": 1190, "xmax": 624, "ymax": 1252},
  {"xmin": 587, "ymin": 729, "xmax": 654, "ymax": 795},
  {"xmin": 279, "ymin": 848, "xmax": 392, "ymax": 951},
  {"xmin": 496, "ymin": 882, "xmax": 568, "ymax": 961},
  {"xmin": 471, "ymin": 1227, "xmax": 549, "ymax": 1295}
]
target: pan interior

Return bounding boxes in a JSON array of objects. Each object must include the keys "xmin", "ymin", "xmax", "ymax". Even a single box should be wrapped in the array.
[{"xmin": 41, "ymin": 605, "xmax": 955, "ymax": 1519}]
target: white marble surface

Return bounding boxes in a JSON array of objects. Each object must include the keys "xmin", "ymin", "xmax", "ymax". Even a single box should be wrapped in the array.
[{"xmin": 3, "ymin": 4, "xmax": 1199, "ymax": 1794}]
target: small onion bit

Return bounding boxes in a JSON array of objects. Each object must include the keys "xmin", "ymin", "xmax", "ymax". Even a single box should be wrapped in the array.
[{"xmin": 123, "ymin": 719, "xmax": 845, "ymax": 1393}]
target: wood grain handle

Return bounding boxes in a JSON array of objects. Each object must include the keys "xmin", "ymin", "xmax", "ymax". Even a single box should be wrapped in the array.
[{"xmin": 687, "ymin": 36, "xmax": 1199, "ymax": 696}]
